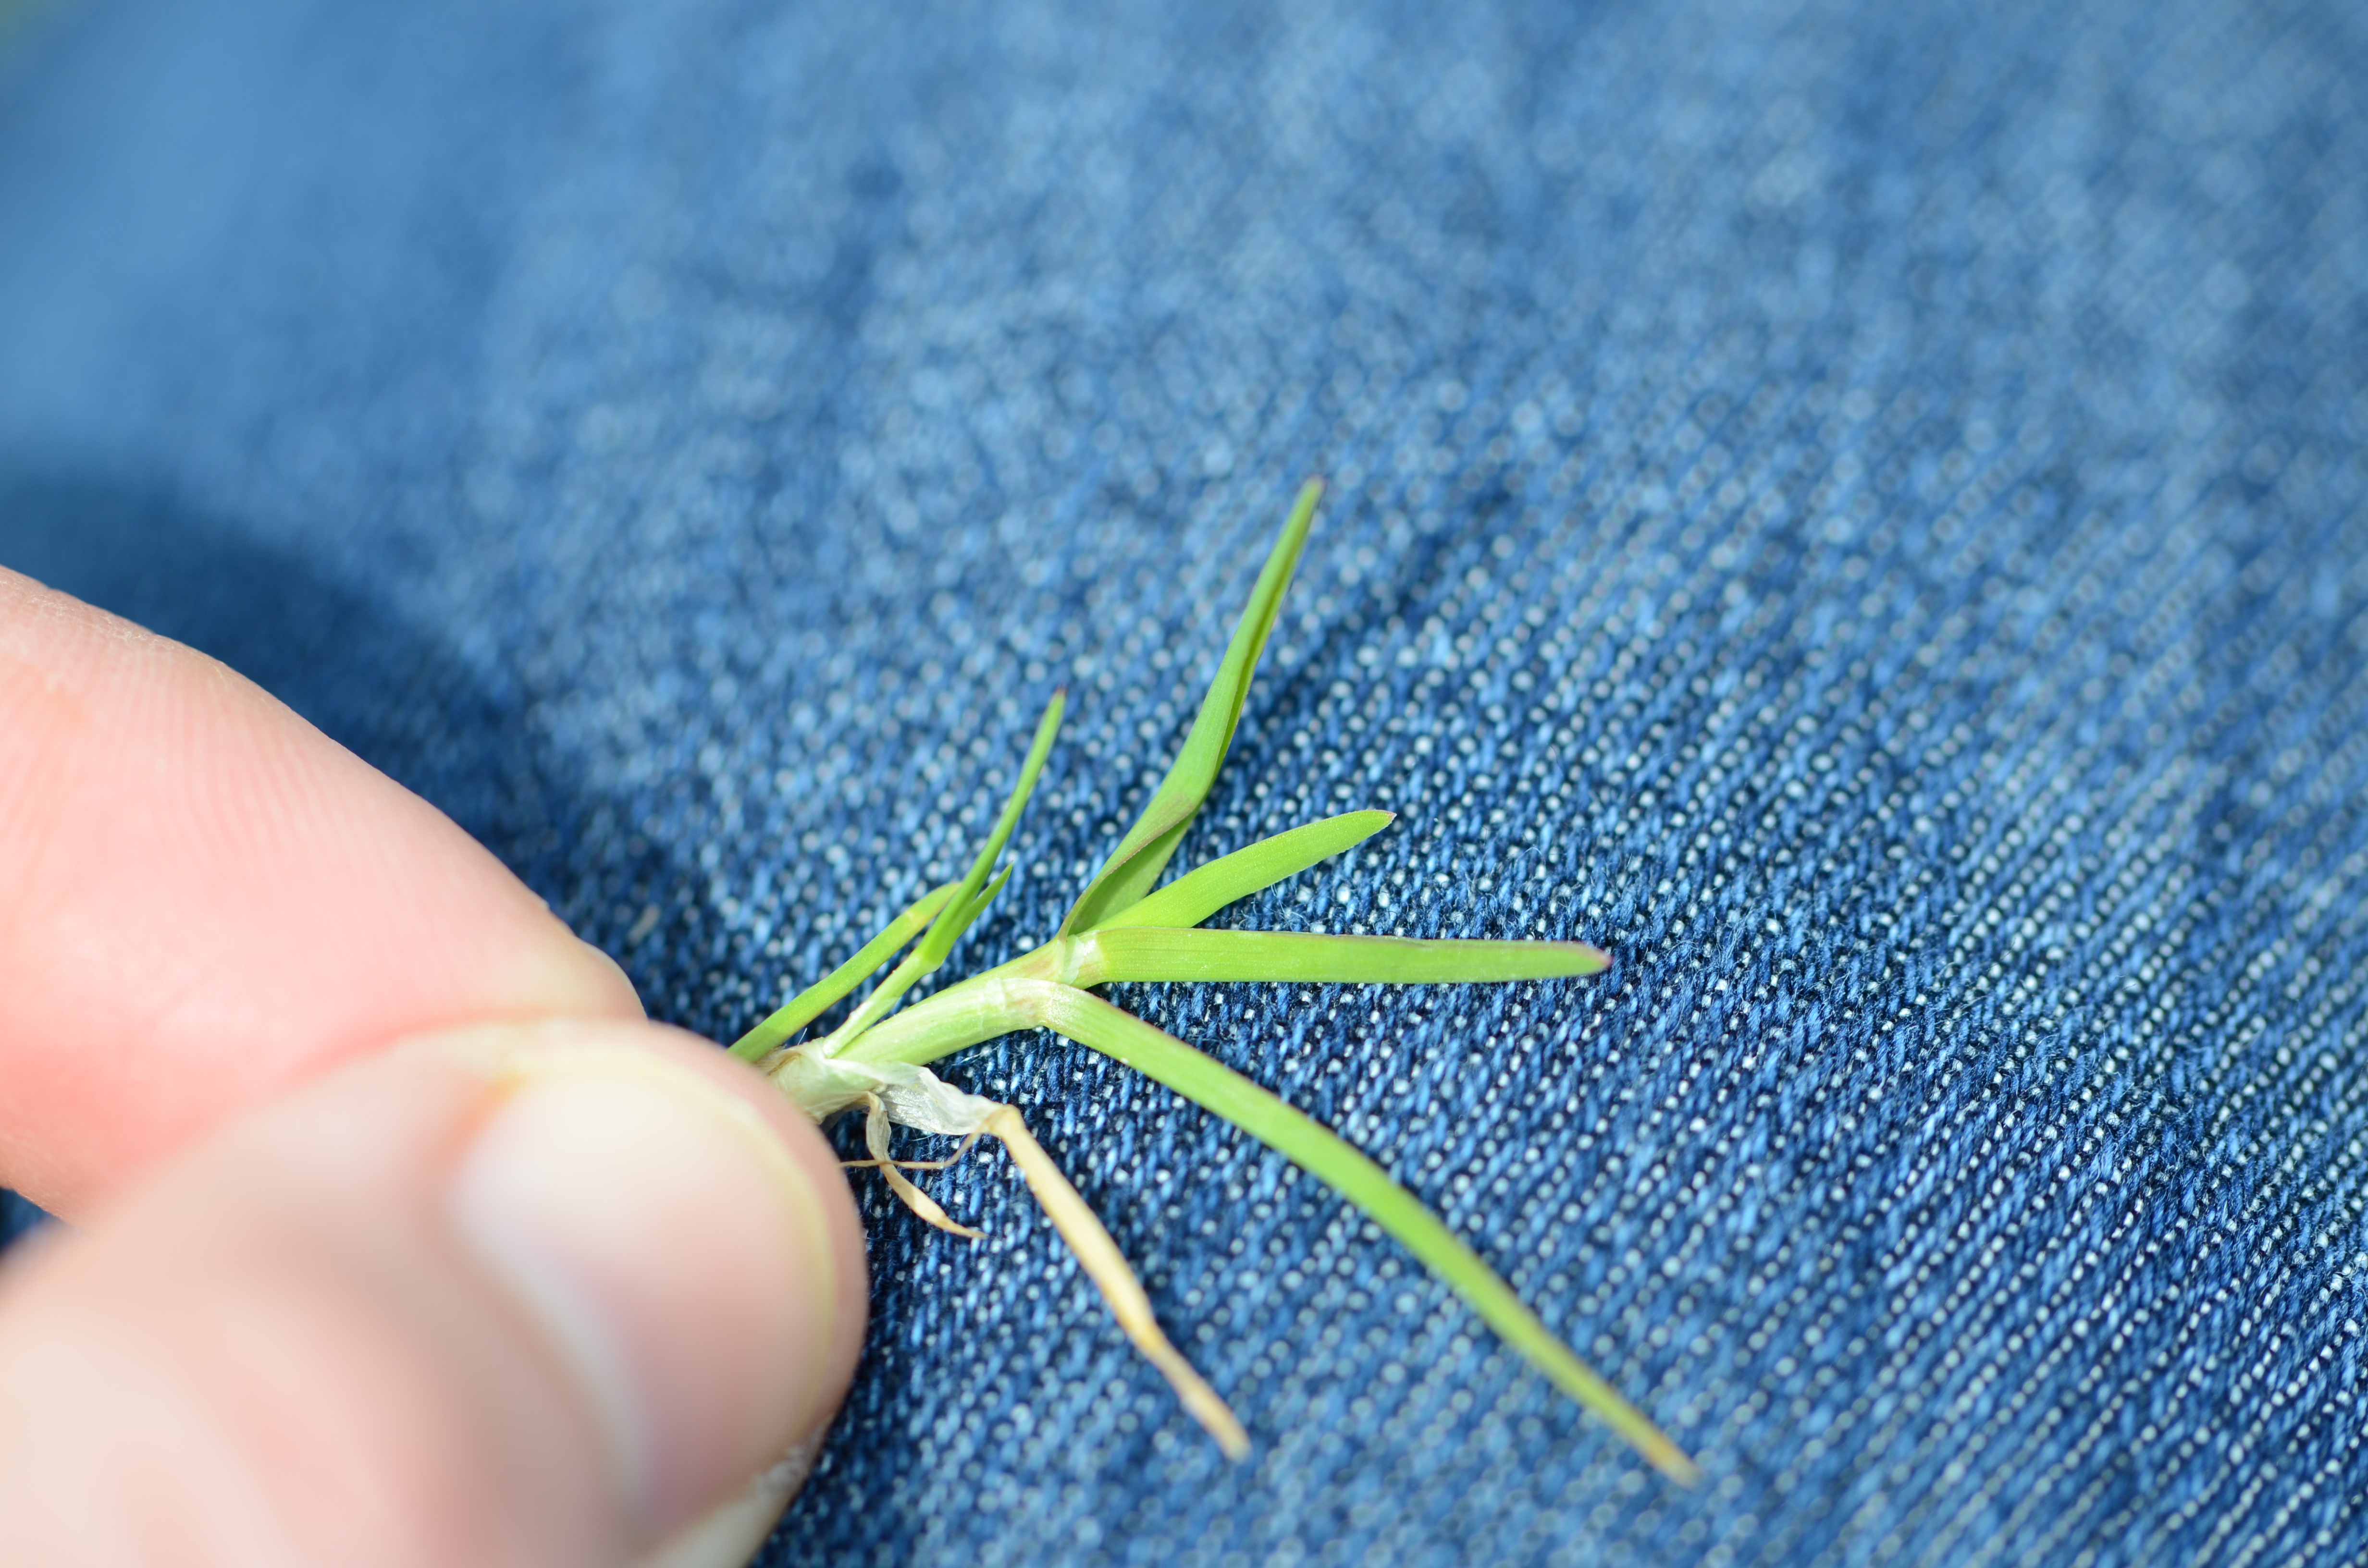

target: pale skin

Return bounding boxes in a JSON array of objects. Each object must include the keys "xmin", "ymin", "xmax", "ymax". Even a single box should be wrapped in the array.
[{"xmin": 0, "ymin": 565, "xmax": 870, "ymax": 1568}]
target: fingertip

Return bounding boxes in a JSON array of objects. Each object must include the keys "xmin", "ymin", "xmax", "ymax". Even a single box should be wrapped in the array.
[
  {"xmin": 0, "ymin": 1018, "xmax": 867, "ymax": 1566},
  {"xmin": 399, "ymin": 1017, "xmax": 868, "ymax": 1428},
  {"xmin": 428, "ymin": 1022, "xmax": 864, "ymax": 1527},
  {"xmin": 0, "ymin": 576, "xmax": 649, "ymax": 1212},
  {"xmin": 578, "ymin": 939, "xmax": 650, "ymax": 1018}
]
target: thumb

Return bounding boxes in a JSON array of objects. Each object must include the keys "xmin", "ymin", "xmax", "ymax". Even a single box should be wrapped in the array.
[{"xmin": 0, "ymin": 1019, "xmax": 867, "ymax": 1568}]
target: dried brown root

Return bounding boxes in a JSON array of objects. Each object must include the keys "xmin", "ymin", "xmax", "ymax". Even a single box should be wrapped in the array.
[
  {"xmin": 840, "ymin": 1090, "xmax": 1249, "ymax": 1458},
  {"xmin": 856, "ymin": 1093, "xmax": 984, "ymax": 1240},
  {"xmin": 840, "ymin": 1129, "xmax": 987, "ymax": 1172},
  {"xmin": 979, "ymin": 1103, "xmax": 1250, "ymax": 1461}
]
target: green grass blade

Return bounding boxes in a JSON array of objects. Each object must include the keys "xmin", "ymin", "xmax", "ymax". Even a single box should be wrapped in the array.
[
  {"xmin": 1086, "ymin": 928, "xmax": 1610, "ymax": 984},
  {"xmin": 1058, "ymin": 480, "xmax": 1322, "ymax": 936},
  {"xmin": 1035, "ymin": 984, "xmax": 1699, "ymax": 1484},
  {"xmin": 1089, "ymin": 811, "xmax": 1395, "ymax": 931},
  {"xmin": 727, "ymin": 880, "xmax": 961, "ymax": 1061},
  {"xmin": 950, "ymin": 864, "xmax": 1013, "ymax": 939},
  {"xmin": 919, "ymin": 691, "xmax": 1065, "ymax": 967},
  {"xmin": 824, "ymin": 692, "xmax": 1064, "ymax": 1050}
]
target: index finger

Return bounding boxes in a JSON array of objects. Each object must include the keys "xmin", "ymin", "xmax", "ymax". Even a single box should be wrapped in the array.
[{"xmin": 0, "ymin": 567, "xmax": 643, "ymax": 1216}]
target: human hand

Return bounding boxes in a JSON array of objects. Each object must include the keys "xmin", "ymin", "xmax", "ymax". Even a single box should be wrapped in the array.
[{"xmin": 0, "ymin": 567, "xmax": 867, "ymax": 1567}]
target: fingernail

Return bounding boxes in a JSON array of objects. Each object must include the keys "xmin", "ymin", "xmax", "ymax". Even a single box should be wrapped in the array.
[
  {"xmin": 631, "ymin": 1439, "xmax": 821, "ymax": 1568},
  {"xmin": 447, "ymin": 1049, "xmax": 840, "ymax": 1537}
]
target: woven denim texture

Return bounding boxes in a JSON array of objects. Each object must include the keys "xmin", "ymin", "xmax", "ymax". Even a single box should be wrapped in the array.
[{"xmin": 4, "ymin": 0, "xmax": 2367, "ymax": 1562}]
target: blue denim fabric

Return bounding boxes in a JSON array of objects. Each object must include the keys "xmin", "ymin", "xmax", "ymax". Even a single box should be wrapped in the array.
[
  {"xmin": 4, "ymin": 0, "xmax": 2367, "ymax": 1563},
  {"xmin": 0, "ymin": 1192, "xmax": 42, "ymax": 1252}
]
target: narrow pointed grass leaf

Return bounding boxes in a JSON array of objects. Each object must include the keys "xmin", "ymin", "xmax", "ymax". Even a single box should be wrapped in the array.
[
  {"xmin": 825, "ymin": 691, "xmax": 1064, "ymax": 1049},
  {"xmin": 1035, "ymin": 983, "xmax": 1699, "ymax": 1485},
  {"xmin": 728, "ymin": 879, "xmax": 961, "ymax": 1061},
  {"xmin": 950, "ymin": 865, "xmax": 1013, "ymax": 940},
  {"xmin": 1089, "ymin": 810, "xmax": 1395, "ymax": 931},
  {"xmin": 1059, "ymin": 480, "xmax": 1322, "ymax": 936},
  {"xmin": 1085, "ymin": 928, "xmax": 1610, "ymax": 985},
  {"xmin": 918, "ymin": 690, "xmax": 1065, "ymax": 967}
]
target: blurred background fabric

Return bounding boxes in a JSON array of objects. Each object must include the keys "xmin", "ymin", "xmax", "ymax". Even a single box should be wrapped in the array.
[
  {"xmin": 0, "ymin": 1193, "xmax": 42, "ymax": 1252},
  {"xmin": 3, "ymin": 0, "xmax": 2366, "ymax": 1562}
]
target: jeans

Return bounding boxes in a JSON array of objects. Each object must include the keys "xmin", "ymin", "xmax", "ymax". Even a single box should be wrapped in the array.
[{"xmin": 2, "ymin": 0, "xmax": 2365, "ymax": 1562}]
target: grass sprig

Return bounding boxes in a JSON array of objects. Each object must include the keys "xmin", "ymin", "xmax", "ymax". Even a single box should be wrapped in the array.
[{"xmin": 738, "ymin": 480, "xmax": 1699, "ymax": 1486}]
